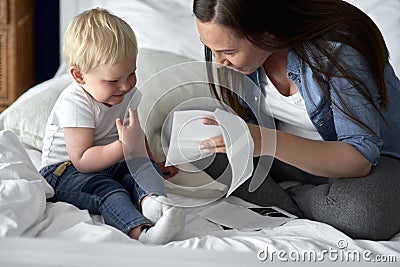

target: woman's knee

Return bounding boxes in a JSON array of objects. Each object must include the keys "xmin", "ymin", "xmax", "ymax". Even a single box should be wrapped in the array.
[
  {"xmin": 315, "ymin": 200, "xmax": 400, "ymax": 240},
  {"xmin": 291, "ymin": 180, "xmax": 400, "ymax": 240},
  {"xmin": 310, "ymin": 187, "xmax": 399, "ymax": 240}
]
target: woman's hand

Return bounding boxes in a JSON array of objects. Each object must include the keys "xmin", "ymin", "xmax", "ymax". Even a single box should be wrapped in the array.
[
  {"xmin": 198, "ymin": 117, "xmax": 226, "ymax": 153},
  {"xmin": 158, "ymin": 161, "xmax": 179, "ymax": 179},
  {"xmin": 199, "ymin": 117, "xmax": 272, "ymax": 157}
]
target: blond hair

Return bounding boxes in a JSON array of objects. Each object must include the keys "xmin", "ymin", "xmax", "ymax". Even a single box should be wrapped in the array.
[{"xmin": 63, "ymin": 8, "xmax": 137, "ymax": 73}]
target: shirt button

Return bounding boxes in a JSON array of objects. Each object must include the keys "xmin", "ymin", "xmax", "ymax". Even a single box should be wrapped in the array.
[
  {"xmin": 255, "ymin": 96, "xmax": 258, "ymax": 101},
  {"xmin": 297, "ymin": 79, "xmax": 301, "ymax": 83}
]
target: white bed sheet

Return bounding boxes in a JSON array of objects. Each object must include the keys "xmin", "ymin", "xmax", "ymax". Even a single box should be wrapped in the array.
[
  {"xmin": 1, "ymin": 130, "xmax": 398, "ymax": 265},
  {"xmin": 1, "ymin": 0, "xmax": 399, "ymax": 264}
]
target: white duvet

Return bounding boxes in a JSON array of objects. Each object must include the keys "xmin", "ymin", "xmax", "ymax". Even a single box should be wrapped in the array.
[{"xmin": 1, "ymin": 129, "xmax": 399, "ymax": 264}]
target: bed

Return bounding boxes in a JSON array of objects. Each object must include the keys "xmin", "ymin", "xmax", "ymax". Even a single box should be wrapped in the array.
[{"xmin": 1, "ymin": 0, "xmax": 399, "ymax": 266}]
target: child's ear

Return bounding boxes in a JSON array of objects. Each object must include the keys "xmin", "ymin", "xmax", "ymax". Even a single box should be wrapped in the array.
[{"xmin": 70, "ymin": 66, "xmax": 85, "ymax": 84}]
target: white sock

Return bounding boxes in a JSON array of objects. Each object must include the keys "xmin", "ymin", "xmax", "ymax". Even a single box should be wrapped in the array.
[
  {"xmin": 138, "ymin": 206, "xmax": 186, "ymax": 245},
  {"xmin": 142, "ymin": 195, "xmax": 176, "ymax": 224}
]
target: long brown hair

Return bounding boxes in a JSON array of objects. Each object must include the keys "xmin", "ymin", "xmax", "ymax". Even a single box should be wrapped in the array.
[{"xmin": 193, "ymin": 0, "xmax": 389, "ymax": 133}]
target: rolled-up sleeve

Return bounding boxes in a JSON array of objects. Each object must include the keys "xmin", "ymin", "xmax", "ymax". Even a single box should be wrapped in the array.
[{"xmin": 329, "ymin": 44, "xmax": 383, "ymax": 165}]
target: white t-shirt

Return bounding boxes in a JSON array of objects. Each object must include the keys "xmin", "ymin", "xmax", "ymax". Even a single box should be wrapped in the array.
[
  {"xmin": 40, "ymin": 82, "xmax": 136, "ymax": 169},
  {"xmin": 260, "ymin": 68, "xmax": 323, "ymax": 141}
]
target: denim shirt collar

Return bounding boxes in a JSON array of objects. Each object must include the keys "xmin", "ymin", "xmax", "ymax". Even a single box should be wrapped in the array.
[
  {"xmin": 287, "ymin": 49, "xmax": 302, "ymax": 76},
  {"xmin": 247, "ymin": 68, "xmax": 261, "ymax": 89}
]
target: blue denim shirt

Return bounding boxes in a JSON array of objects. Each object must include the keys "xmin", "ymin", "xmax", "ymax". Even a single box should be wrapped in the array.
[{"xmin": 245, "ymin": 44, "xmax": 400, "ymax": 165}]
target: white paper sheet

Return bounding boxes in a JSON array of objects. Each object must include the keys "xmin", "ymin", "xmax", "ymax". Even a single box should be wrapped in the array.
[
  {"xmin": 165, "ymin": 110, "xmax": 220, "ymax": 165},
  {"xmin": 165, "ymin": 109, "xmax": 254, "ymax": 196},
  {"xmin": 212, "ymin": 109, "xmax": 254, "ymax": 196},
  {"xmin": 198, "ymin": 201, "xmax": 296, "ymax": 231}
]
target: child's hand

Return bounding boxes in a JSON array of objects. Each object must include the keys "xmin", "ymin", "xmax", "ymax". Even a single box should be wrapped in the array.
[
  {"xmin": 158, "ymin": 161, "xmax": 179, "ymax": 179},
  {"xmin": 116, "ymin": 108, "xmax": 146, "ymax": 156}
]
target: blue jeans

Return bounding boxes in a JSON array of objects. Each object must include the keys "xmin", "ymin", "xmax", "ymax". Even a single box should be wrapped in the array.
[{"xmin": 39, "ymin": 157, "xmax": 167, "ymax": 234}]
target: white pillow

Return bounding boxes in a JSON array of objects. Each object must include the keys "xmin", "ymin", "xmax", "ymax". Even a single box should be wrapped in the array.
[
  {"xmin": 0, "ymin": 74, "xmax": 72, "ymax": 151},
  {"xmin": 135, "ymin": 49, "xmax": 214, "ymax": 162}
]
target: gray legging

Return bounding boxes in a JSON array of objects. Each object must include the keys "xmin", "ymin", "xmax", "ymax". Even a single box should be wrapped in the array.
[{"xmin": 194, "ymin": 154, "xmax": 400, "ymax": 240}]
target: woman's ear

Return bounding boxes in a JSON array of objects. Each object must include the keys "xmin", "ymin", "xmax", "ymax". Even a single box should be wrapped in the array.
[{"xmin": 70, "ymin": 66, "xmax": 85, "ymax": 84}]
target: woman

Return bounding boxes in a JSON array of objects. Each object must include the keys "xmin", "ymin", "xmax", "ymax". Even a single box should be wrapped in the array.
[{"xmin": 193, "ymin": 0, "xmax": 400, "ymax": 240}]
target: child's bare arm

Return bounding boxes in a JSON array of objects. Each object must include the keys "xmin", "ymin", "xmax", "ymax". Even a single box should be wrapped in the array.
[{"xmin": 64, "ymin": 127, "xmax": 123, "ymax": 173}]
